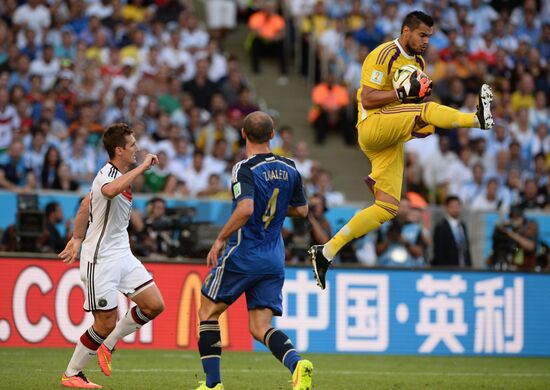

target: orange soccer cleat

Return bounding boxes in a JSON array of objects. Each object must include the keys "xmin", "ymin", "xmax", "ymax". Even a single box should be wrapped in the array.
[
  {"xmin": 61, "ymin": 372, "xmax": 103, "ymax": 388},
  {"xmin": 97, "ymin": 344, "xmax": 112, "ymax": 376}
]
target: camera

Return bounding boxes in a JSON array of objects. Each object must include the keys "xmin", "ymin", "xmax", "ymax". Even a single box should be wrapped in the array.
[
  {"xmin": 491, "ymin": 223, "xmax": 518, "ymax": 270},
  {"xmin": 16, "ymin": 194, "xmax": 44, "ymax": 252},
  {"xmin": 146, "ymin": 207, "xmax": 197, "ymax": 257}
]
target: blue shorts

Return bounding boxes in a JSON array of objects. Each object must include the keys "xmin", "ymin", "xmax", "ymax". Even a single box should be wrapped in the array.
[{"xmin": 201, "ymin": 267, "xmax": 284, "ymax": 316}]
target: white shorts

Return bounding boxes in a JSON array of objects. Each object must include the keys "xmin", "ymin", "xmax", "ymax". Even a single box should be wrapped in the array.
[
  {"xmin": 80, "ymin": 253, "xmax": 154, "ymax": 312},
  {"xmin": 205, "ymin": 0, "xmax": 237, "ymax": 29}
]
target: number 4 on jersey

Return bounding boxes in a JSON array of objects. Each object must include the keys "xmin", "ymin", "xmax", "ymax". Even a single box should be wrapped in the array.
[{"xmin": 262, "ymin": 188, "xmax": 280, "ymax": 229}]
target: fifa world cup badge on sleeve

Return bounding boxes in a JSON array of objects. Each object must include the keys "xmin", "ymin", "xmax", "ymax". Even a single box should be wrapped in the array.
[
  {"xmin": 233, "ymin": 182, "xmax": 241, "ymax": 198},
  {"xmin": 371, "ymin": 70, "xmax": 383, "ymax": 85}
]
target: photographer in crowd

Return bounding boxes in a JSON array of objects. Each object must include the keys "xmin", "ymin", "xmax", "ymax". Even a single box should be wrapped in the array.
[
  {"xmin": 488, "ymin": 206, "xmax": 539, "ymax": 271},
  {"xmin": 375, "ymin": 198, "xmax": 429, "ymax": 267},
  {"xmin": 285, "ymin": 193, "xmax": 331, "ymax": 262}
]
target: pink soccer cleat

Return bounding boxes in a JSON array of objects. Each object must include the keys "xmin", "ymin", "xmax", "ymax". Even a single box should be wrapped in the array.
[
  {"xmin": 61, "ymin": 372, "xmax": 103, "ymax": 388},
  {"xmin": 97, "ymin": 344, "xmax": 112, "ymax": 376}
]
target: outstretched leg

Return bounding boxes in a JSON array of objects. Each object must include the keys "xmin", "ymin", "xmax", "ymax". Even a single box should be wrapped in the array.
[
  {"xmin": 99, "ymin": 283, "xmax": 164, "ymax": 376},
  {"xmin": 249, "ymin": 309, "xmax": 313, "ymax": 390},
  {"xmin": 62, "ymin": 310, "xmax": 116, "ymax": 388}
]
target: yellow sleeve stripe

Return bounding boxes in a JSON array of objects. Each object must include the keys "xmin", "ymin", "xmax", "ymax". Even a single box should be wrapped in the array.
[{"xmin": 376, "ymin": 43, "xmax": 397, "ymax": 65}]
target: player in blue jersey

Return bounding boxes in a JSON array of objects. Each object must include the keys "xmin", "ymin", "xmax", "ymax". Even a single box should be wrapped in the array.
[{"xmin": 195, "ymin": 111, "xmax": 313, "ymax": 390}]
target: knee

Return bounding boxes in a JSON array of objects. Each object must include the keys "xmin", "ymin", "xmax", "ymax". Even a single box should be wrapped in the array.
[
  {"xmin": 140, "ymin": 298, "xmax": 165, "ymax": 320},
  {"xmin": 94, "ymin": 316, "xmax": 116, "ymax": 336},
  {"xmin": 374, "ymin": 200, "xmax": 399, "ymax": 224}
]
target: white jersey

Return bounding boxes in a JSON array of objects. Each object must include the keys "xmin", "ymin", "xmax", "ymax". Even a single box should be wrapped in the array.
[{"xmin": 81, "ymin": 162, "xmax": 132, "ymax": 263}]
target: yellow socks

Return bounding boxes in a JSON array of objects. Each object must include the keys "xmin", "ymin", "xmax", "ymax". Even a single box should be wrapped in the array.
[
  {"xmin": 322, "ymin": 200, "xmax": 398, "ymax": 260},
  {"xmin": 422, "ymin": 102, "xmax": 479, "ymax": 129}
]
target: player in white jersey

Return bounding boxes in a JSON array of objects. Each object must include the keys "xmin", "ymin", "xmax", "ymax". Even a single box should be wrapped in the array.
[{"xmin": 58, "ymin": 123, "xmax": 165, "ymax": 389}]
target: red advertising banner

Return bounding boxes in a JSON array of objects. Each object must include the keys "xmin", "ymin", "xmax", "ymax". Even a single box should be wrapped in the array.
[{"xmin": 0, "ymin": 258, "xmax": 252, "ymax": 351}]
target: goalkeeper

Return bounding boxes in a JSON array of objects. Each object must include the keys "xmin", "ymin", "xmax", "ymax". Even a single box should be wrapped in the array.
[{"xmin": 308, "ymin": 11, "xmax": 494, "ymax": 289}]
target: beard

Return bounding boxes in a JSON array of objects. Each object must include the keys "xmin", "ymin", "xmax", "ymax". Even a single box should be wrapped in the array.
[{"xmin": 405, "ymin": 42, "xmax": 423, "ymax": 55}]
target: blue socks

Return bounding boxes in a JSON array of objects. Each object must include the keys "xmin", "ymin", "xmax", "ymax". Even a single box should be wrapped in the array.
[
  {"xmin": 198, "ymin": 321, "xmax": 222, "ymax": 387},
  {"xmin": 264, "ymin": 328, "xmax": 301, "ymax": 373}
]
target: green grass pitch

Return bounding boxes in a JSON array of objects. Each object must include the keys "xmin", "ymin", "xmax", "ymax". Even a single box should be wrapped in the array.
[{"xmin": 1, "ymin": 347, "xmax": 550, "ymax": 389}]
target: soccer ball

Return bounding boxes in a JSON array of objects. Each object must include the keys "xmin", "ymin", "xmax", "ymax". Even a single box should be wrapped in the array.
[{"xmin": 392, "ymin": 64, "xmax": 420, "ymax": 90}]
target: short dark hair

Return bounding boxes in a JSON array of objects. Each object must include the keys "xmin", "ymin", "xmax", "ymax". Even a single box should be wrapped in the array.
[
  {"xmin": 445, "ymin": 195, "xmax": 461, "ymax": 206},
  {"xmin": 401, "ymin": 11, "xmax": 434, "ymax": 33},
  {"xmin": 103, "ymin": 123, "xmax": 133, "ymax": 158},
  {"xmin": 45, "ymin": 201, "xmax": 59, "ymax": 216},
  {"xmin": 243, "ymin": 111, "xmax": 273, "ymax": 144}
]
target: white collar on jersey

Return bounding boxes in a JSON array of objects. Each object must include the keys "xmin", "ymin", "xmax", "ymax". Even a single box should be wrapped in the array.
[{"xmin": 394, "ymin": 38, "xmax": 415, "ymax": 60}]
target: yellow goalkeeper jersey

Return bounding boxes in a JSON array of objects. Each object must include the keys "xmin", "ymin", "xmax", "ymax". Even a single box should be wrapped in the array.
[{"xmin": 357, "ymin": 39, "xmax": 426, "ymax": 124}]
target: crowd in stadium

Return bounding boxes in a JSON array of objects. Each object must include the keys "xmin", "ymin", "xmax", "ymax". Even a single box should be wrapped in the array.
[{"xmin": 0, "ymin": 0, "xmax": 549, "ymax": 268}]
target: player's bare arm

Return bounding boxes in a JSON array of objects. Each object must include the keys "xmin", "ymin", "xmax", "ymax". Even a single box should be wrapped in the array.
[
  {"xmin": 361, "ymin": 85, "xmax": 400, "ymax": 110},
  {"xmin": 287, "ymin": 204, "xmax": 308, "ymax": 218},
  {"xmin": 59, "ymin": 194, "xmax": 90, "ymax": 264},
  {"xmin": 101, "ymin": 153, "xmax": 158, "ymax": 198},
  {"xmin": 206, "ymin": 198, "xmax": 254, "ymax": 267}
]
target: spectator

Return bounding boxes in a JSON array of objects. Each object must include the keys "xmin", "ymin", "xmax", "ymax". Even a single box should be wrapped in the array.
[
  {"xmin": 168, "ymin": 136, "xmax": 193, "ymax": 172},
  {"xmin": 507, "ymin": 141, "xmax": 527, "ymax": 171},
  {"xmin": 203, "ymin": 40, "xmax": 228, "ymax": 83},
  {"xmin": 529, "ymin": 125, "xmax": 550, "ymax": 160},
  {"xmin": 432, "ymin": 196, "xmax": 472, "ymax": 267},
  {"xmin": 511, "ymin": 74, "xmax": 536, "ymax": 113},
  {"xmin": 103, "ymin": 86, "xmax": 127, "ymax": 125},
  {"xmin": 142, "ymin": 197, "xmax": 172, "ymax": 256},
  {"xmin": 181, "ymin": 13, "xmax": 209, "ymax": 54},
  {"xmin": 228, "ymin": 87, "xmax": 259, "ymax": 119},
  {"xmin": 423, "ymin": 135, "xmax": 458, "ymax": 203},
  {"xmin": 24, "ymin": 129, "xmax": 47, "ymax": 177},
  {"xmin": 203, "ymin": 139, "xmax": 229, "ymax": 175},
  {"xmin": 293, "ymin": 141, "xmax": 314, "ymax": 181},
  {"xmin": 375, "ymin": 199, "xmax": 427, "ymax": 267},
  {"xmin": 30, "ymin": 44, "xmax": 60, "ymax": 91},
  {"xmin": 158, "ymin": 76, "xmax": 181, "ymax": 115},
  {"xmin": 307, "ymin": 193, "xmax": 331, "ymax": 247},
  {"xmin": 529, "ymin": 91, "xmax": 549, "ymax": 131},
  {"xmin": 354, "ymin": 11, "xmax": 384, "ymax": 51},
  {"xmin": 471, "ymin": 177, "xmax": 508, "ymax": 213},
  {"xmin": 40, "ymin": 145, "xmax": 61, "ymax": 189},
  {"xmin": 0, "ymin": 87, "xmax": 20, "ymax": 153},
  {"xmin": 182, "ymin": 57, "xmax": 219, "ymax": 111},
  {"xmin": 39, "ymin": 98, "xmax": 68, "ymax": 142},
  {"xmin": 197, "ymin": 173, "xmax": 231, "ymax": 199},
  {"xmin": 309, "ymin": 169, "xmax": 344, "ymax": 207},
  {"xmin": 54, "ymin": 26, "xmax": 77, "ymax": 60},
  {"xmin": 143, "ymin": 151, "xmax": 176, "ymax": 194},
  {"xmin": 488, "ymin": 206, "xmax": 538, "ymax": 271},
  {"xmin": 220, "ymin": 69, "xmax": 248, "ymax": 106},
  {"xmin": 51, "ymin": 162, "xmax": 79, "ymax": 191},
  {"xmin": 176, "ymin": 150, "xmax": 212, "ymax": 197},
  {"xmin": 248, "ymin": 0, "xmax": 287, "ymax": 81},
  {"xmin": 272, "ymin": 125, "xmax": 294, "ymax": 158},
  {"xmin": 501, "ymin": 168, "xmax": 523, "ymax": 207},
  {"xmin": 518, "ymin": 178, "xmax": 545, "ymax": 210},
  {"xmin": 156, "ymin": 124, "xmax": 185, "ymax": 160},
  {"xmin": 42, "ymin": 201, "xmax": 71, "ymax": 253},
  {"xmin": 309, "ymin": 73, "xmax": 351, "ymax": 145},
  {"xmin": 204, "ymin": 0, "xmax": 237, "ymax": 41},
  {"xmin": 195, "ymin": 111, "xmax": 239, "ymax": 158},
  {"xmin": 0, "ymin": 139, "xmax": 31, "ymax": 190},
  {"xmin": 13, "ymin": 0, "xmax": 52, "ymax": 45}
]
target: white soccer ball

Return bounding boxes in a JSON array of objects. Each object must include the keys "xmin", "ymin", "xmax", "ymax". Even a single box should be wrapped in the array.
[{"xmin": 392, "ymin": 64, "xmax": 419, "ymax": 90}]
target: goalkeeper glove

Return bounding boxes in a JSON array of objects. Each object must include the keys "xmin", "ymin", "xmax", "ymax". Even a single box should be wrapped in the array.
[{"xmin": 395, "ymin": 70, "xmax": 433, "ymax": 102}]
